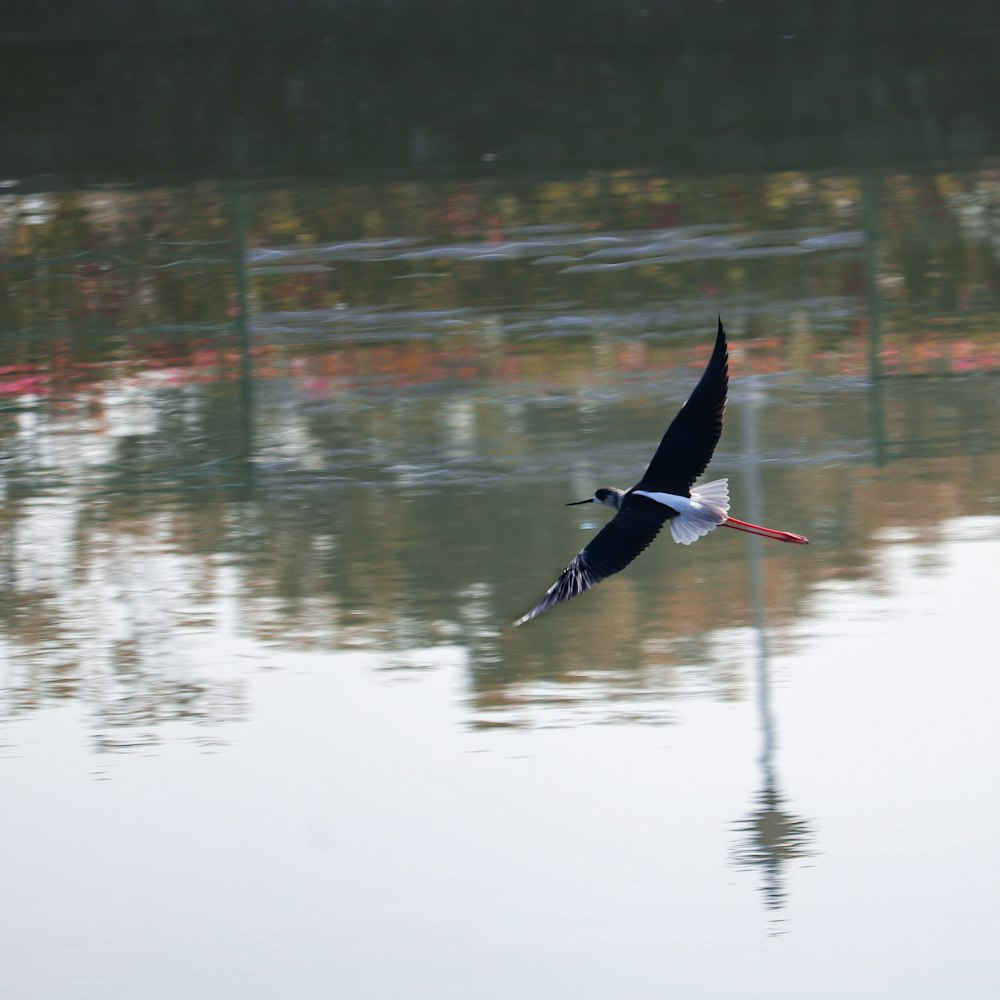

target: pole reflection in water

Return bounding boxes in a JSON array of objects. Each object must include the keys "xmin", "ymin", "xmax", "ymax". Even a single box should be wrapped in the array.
[
  {"xmin": 231, "ymin": 189, "xmax": 256, "ymax": 472},
  {"xmin": 729, "ymin": 382, "xmax": 815, "ymax": 922},
  {"xmin": 863, "ymin": 171, "xmax": 888, "ymax": 468}
]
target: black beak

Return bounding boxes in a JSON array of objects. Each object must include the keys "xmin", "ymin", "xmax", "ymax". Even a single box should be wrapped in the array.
[{"xmin": 566, "ymin": 498, "xmax": 595, "ymax": 506}]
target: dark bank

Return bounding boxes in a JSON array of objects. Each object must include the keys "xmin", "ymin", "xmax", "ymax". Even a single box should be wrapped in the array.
[{"xmin": 4, "ymin": 0, "xmax": 1000, "ymax": 184}]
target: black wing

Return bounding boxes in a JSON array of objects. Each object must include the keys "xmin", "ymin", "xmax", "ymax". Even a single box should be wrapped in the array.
[
  {"xmin": 633, "ymin": 319, "xmax": 728, "ymax": 495},
  {"xmin": 512, "ymin": 498, "xmax": 669, "ymax": 626}
]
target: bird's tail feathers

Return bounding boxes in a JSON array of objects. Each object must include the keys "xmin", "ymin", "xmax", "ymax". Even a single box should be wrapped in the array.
[{"xmin": 670, "ymin": 478, "xmax": 730, "ymax": 545}]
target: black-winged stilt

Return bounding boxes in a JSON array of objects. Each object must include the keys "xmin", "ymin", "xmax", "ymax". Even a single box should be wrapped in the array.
[{"xmin": 513, "ymin": 319, "xmax": 808, "ymax": 627}]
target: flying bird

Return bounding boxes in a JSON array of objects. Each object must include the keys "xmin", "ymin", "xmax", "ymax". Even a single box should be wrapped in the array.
[{"xmin": 513, "ymin": 319, "xmax": 808, "ymax": 627}]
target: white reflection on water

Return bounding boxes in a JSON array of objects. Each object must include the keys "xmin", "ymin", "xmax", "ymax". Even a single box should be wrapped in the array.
[{"xmin": 1, "ymin": 518, "xmax": 999, "ymax": 998}]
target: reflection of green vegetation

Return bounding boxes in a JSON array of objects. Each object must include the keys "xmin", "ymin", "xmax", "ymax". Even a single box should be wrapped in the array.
[
  {"xmin": 3, "ymin": 165, "xmax": 1000, "ymax": 739},
  {"xmin": 3, "ymin": 367, "xmax": 999, "ymax": 738},
  {"xmin": 3, "ymin": 165, "xmax": 1000, "ymax": 379},
  {"xmin": 0, "ymin": 186, "xmax": 236, "ymax": 369},
  {"xmin": 224, "ymin": 170, "xmax": 868, "ymax": 314}
]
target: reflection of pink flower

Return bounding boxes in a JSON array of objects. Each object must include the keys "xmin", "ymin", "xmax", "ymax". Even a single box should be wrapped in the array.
[
  {"xmin": 0, "ymin": 374, "xmax": 49, "ymax": 395},
  {"xmin": 915, "ymin": 335, "xmax": 944, "ymax": 367},
  {"xmin": 616, "ymin": 342, "xmax": 647, "ymax": 371},
  {"xmin": 951, "ymin": 340, "xmax": 978, "ymax": 372},
  {"xmin": 300, "ymin": 376, "xmax": 331, "ymax": 400},
  {"xmin": 880, "ymin": 344, "xmax": 901, "ymax": 374}
]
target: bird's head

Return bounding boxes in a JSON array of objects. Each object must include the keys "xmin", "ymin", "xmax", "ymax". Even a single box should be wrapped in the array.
[{"xmin": 567, "ymin": 487, "xmax": 624, "ymax": 511}]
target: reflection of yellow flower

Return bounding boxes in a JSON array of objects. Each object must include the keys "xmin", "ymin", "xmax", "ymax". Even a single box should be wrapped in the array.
[
  {"xmin": 539, "ymin": 181, "xmax": 576, "ymax": 217},
  {"xmin": 496, "ymin": 195, "xmax": 522, "ymax": 228},
  {"xmin": 936, "ymin": 173, "xmax": 962, "ymax": 198},
  {"xmin": 611, "ymin": 178, "xmax": 639, "ymax": 198},
  {"xmin": 765, "ymin": 171, "xmax": 812, "ymax": 211},
  {"xmin": 363, "ymin": 209, "xmax": 386, "ymax": 237},
  {"xmin": 648, "ymin": 179, "xmax": 673, "ymax": 204}
]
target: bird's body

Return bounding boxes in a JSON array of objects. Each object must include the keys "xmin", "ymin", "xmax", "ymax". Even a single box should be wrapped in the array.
[{"xmin": 513, "ymin": 320, "xmax": 807, "ymax": 627}]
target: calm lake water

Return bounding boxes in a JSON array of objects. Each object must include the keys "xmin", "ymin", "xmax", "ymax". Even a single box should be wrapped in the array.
[{"xmin": 3, "ymin": 152, "xmax": 1000, "ymax": 995}]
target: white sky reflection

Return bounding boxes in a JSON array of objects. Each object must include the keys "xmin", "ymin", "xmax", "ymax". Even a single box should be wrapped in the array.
[{"xmin": 1, "ymin": 518, "xmax": 999, "ymax": 998}]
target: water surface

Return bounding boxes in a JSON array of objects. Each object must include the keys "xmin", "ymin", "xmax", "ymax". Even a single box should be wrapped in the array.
[{"xmin": 2, "ymin": 162, "xmax": 1000, "ymax": 997}]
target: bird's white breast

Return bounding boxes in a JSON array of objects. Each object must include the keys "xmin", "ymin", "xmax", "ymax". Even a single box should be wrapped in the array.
[{"xmin": 632, "ymin": 490, "xmax": 697, "ymax": 512}]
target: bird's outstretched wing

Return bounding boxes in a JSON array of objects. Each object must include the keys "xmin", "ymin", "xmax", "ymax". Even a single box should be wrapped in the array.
[
  {"xmin": 512, "ymin": 499, "xmax": 669, "ymax": 626},
  {"xmin": 633, "ymin": 319, "xmax": 728, "ymax": 496}
]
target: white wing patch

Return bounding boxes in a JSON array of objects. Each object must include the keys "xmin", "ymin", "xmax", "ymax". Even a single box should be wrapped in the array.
[{"xmin": 633, "ymin": 478, "xmax": 730, "ymax": 545}]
